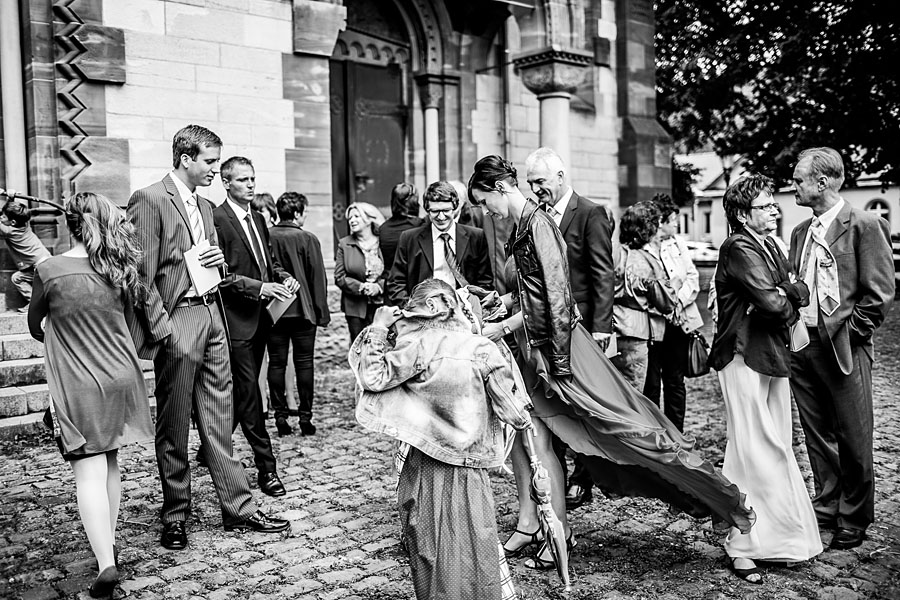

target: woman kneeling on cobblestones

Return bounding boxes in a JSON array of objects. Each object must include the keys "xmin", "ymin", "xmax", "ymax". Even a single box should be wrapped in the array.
[
  {"xmin": 349, "ymin": 278, "xmax": 533, "ymax": 600},
  {"xmin": 28, "ymin": 193, "xmax": 154, "ymax": 598}
]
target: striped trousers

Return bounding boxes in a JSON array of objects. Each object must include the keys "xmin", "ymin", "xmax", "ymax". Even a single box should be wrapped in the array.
[{"xmin": 153, "ymin": 303, "xmax": 255, "ymax": 524}]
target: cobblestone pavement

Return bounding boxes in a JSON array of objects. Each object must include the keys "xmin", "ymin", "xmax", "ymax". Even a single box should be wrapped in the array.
[{"xmin": 2, "ymin": 291, "xmax": 899, "ymax": 600}]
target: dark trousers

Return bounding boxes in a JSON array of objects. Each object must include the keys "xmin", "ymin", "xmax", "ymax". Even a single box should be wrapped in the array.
[
  {"xmin": 267, "ymin": 317, "xmax": 316, "ymax": 423},
  {"xmin": 346, "ymin": 304, "xmax": 378, "ymax": 345},
  {"xmin": 790, "ymin": 329, "xmax": 874, "ymax": 532},
  {"xmin": 229, "ymin": 324, "xmax": 277, "ymax": 474},
  {"xmin": 644, "ymin": 322, "xmax": 689, "ymax": 432},
  {"xmin": 154, "ymin": 304, "xmax": 254, "ymax": 523}
]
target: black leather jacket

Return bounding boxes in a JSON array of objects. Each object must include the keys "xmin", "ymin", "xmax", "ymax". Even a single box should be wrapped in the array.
[{"xmin": 507, "ymin": 201, "xmax": 581, "ymax": 376}]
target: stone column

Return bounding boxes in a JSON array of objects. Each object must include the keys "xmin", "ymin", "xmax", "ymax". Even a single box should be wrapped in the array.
[
  {"xmin": 0, "ymin": 0, "xmax": 28, "ymax": 191},
  {"xmin": 415, "ymin": 73, "xmax": 444, "ymax": 185},
  {"xmin": 513, "ymin": 47, "xmax": 592, "ymax": 167}
]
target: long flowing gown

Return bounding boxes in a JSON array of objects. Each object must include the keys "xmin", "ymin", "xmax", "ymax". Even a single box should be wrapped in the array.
[{"xmin": 505, "ymin": 259, "xmax": 754, "ymax": 533}]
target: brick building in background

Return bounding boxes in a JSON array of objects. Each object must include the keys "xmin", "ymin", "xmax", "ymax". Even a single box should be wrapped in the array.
[{"xmin": 0, "ymin": 0, "xmax": 670, "ymax": 278}]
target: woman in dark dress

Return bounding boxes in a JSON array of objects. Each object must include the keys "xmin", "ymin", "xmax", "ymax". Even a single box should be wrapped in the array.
[
  {"xmin": 267, "ymin": 192, "xmax": 330, "ymax": 436},
  {"xmin": 467, "ymin": 155, "xmax": 754, "ymax": 571},
  {"xmin": 29, "ymin": 192, "xmax": 153, "ymax": 598}
]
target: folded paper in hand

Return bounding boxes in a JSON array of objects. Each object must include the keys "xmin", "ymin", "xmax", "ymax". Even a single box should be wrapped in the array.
[
  {"xmin": 790, "ymin": 320, "xmax": 810, "ymax": 352},
  {"xmin": 183, "ymin": 240, "xmax": 222, "ymax": 296},
  {"xmin": 266, "ymin": 295, "xmax": 297, "ymax": 323}
]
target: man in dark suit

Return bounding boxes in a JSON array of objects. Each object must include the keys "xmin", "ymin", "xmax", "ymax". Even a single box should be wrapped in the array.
[
  {"xmin": 526, "ymin": 147, "xmax": 615, "ymax": 510},
  {"xmin": 213, "ymin": 156, "xmax": 298, "ymax": 494},
  {"xmin": 788, "ymin": 147, "xmax": 894, "ymax": 550},
  {"xmin": 387, "ymin": 181, "xmax": 493, "ymax": 306},
  {"xmin": 128, "ymin": 125, "xmax": 289, "ymax": 551}
]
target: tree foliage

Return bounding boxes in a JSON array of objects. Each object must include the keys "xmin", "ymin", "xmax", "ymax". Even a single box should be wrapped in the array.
[{"xmin": 655, "ymin": 0, "xmax": 900, "ymax": 186}]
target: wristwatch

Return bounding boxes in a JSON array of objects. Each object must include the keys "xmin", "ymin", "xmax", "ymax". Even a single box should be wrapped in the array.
[{"xmin": 501, "ymin": 321, "xmax": 512, "ymax": 336}]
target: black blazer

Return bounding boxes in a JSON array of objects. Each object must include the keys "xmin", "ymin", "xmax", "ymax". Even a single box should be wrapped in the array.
[
  {"xmin": 269, "ymin": 222, "xmax": 330, "ymax": 327},
  {"xmin": 558, "ymin": 192, "xmax": 615, "ymax": 334},
  {"xmin": 214, "ymin": 203, "xmax": 289, "ymax": 340},
  {"xmin": 379, "ymin": 215, "xmax": 423, "ymax": 273},
  {"xmin": 709, "ymin": 228, "xmax": 808, "ymax": 377},
  {"xmin": 387, "ymin": 223, "xmax": 493, "ymax": 306}
]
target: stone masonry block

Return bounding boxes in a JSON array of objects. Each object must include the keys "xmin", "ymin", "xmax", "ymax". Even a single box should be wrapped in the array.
[
  {"xmin": 1, "ymin": 334, "xmax": 44, "ymax": 360},
  {"xmin": 23, "ymin": 384, "xmax": 49, "ymax": 413},
  {"xmin": 166, "ymin": 4, "xmax": 291, "ymax": 52},
  {"xmin": 125, "ymin": 31, "xmax": 219, "ymax": 67},
  {"xmin": 218, "ymin": 95, "xmax": 293, "ymax": 127},
  {"xmin": 0, "ymin": 388, "xmax": 27, "ymax": 417},
  {"xmin": 106, "ymin": 114, "xmax": 166, "ymax": 141},
  {"xmin": 0, "ymin": 314, "xmax": 29, "ymax": 336},
  {"xmin": 196, "ymin": 66, "xmax": 281, "ymax": 98},
  {"xmin": 103, "ymin": 0, "xmax": 165, "ymax": 35},
  {"xmin": 107, "ymin": 86, "xmax": 218, "ymax": 121},
  {"xmin": 220, "ymin": 44, "xmax": 283, "ymax": 75},
  {"xmin": 127, "ymin": 58, "xmax": 196, "ymax": 91},
  {"xmin": 0, "ymin": 359, "xmax": 45, "ymax": 388}
]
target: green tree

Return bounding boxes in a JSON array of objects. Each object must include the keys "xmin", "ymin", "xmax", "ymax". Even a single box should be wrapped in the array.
[{"xmin": 655, "ymin": 0, "xmax": 900, "ymax": 186}]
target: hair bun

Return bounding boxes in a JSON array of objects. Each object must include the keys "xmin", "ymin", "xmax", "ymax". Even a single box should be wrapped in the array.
[{"xmin": 502, "ymin": 158, "xmax": 517, "ymax": 180}]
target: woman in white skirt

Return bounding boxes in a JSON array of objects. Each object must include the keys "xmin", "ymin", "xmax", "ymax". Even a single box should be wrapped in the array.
[{"xmin": 709, "ymin": 174, "xmax": 823, "ymax": 583}]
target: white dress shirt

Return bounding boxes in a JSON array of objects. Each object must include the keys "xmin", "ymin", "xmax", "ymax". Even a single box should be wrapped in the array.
[
  {"xmin": 548, "ymin": 187, "xmax": 574, "ymax": 227},
  {"xmin": 799, "ymin": 198, "xmax": 844, "ymax": 326},
  {"xmin": 170, "ymin": 172, "xmax": 206, "ymax": 242},
  {"xmin": 431, "ymin": 223, "xmax": 457, "ymax": 288},
  {"xmin": 226, "ymin": 197, "xmax": 267, "ymax": 270}
]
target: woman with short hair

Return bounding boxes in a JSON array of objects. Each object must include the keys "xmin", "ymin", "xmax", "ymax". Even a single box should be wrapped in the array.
[{"xmin": 335, "ymin": 202, "xmax": 387, "ymax": 344}]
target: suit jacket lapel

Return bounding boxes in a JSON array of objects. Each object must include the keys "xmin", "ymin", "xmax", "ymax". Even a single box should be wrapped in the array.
[
  {"xmin": 455, "ymin": 224, "xmax": 470, "ymax": 262},
  {"xmin": 163, "ymin": 175, "xmax": 194, "ymax": 240},
  {"xmin": 252, "ymin": 210, "xmax": 275, "ymax": 280},
  {"xmin": 416, "ymin": 227, "xmax": 434, "ymax": 271},
  {"xmin": 825, "ymin": 201, "xmax": 851, "ymax": 247},
  {"xmin": 197, "ymin": 195, "xmax": 215, "ymax": 243},
  {"xmin": 558, "ymin": 193, "xmax": 578, "ymax": 234}
]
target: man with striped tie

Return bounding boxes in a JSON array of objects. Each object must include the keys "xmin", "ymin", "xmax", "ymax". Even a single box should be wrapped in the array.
[
  {"xmin": 128, "ymin": 125, "xmax": 289, "ymax": 551},
  {"xmin": 387, "ymin": 180, "xmax": 493, "ymax": 307}
]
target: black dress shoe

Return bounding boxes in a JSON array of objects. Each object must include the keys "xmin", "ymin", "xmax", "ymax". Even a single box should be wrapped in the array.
[
  {"xmin": 299, "ymin": 421, "xmax": 317, "ymax": 436},
  {"xmin": 160, "ymin": 521, "xmax": 187, "ymax": 550},
  {"xmin": 258, "ymin": 471, "xmax": 287, "ymax": 497},
  {"xmin": 565, "ymin": 484, "xmax": 593, "ymax": 510},
  {"xmin": 196, "ymin": 449, "xmax": 207, "ymax": 468},
  {"xmin": 831, "ymin": 527, "xmax": 866, "ymax": 550},
  {"xmin": 275, "ymin": 418, "xmax": 293, "ymax": 437},
  {"xmin": 224, "ymin": 510, "xmax": 290, "ymax": 533}
]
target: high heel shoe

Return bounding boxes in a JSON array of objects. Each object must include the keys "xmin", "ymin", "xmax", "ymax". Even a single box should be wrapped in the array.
[
  {"xmin": 503, "ymin": 528, "xmax": 543, "ymax": 558},
  {"xmin": 523, "ymin": 532, "xmax": 576, "ymax": 570},
  {"xmin": 89, "ymin": 565, "xmax": 118, "ymax": 598}
]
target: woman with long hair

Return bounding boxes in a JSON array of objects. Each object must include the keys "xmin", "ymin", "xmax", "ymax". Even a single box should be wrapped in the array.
[
  {"xmin": 28, "ymin": 192, "xmax": 153, "ymax": 598},
  {"xmin": 468, "ymin": 155, "xmax": 754, "ymax": 571},
  {"xmin": 335, "ymin": 202, "xmax": 387, "ymax": 344}
]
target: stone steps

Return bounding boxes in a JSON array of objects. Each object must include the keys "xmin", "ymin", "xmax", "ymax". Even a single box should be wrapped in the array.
[
  {"xmin": 0, "ymin": 311, "xmax": 28, "ymax": 336},
  {"xmin": 0, "ymin": 333, "xmax": 44, "ymax": 361},
  {"xmin": 0, "ymin": 371, "xmax": 157, "ymax": 419}
]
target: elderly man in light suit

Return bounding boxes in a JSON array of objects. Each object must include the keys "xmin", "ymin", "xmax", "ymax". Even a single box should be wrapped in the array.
[
  {"xmin": 128, "ymin": 125, "xmax": 289, "ymax": 551},
  {"xmin": 788, "ymin": 146, "xmax": 894, "ymax": 551}
]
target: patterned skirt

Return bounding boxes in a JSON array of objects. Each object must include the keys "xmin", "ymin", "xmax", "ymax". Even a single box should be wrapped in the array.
[{"xmin": 397, "ymin": 447, "xmax": 515, "ymax": 600}]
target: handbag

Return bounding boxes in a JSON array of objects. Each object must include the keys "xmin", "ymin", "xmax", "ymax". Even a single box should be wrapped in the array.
[
  {"xmin": 789, "ymin": 320, "xmax": 810, "ymax": 352},
  {"xmin": 686, "ymin": 330, "xmax": 711, "ymax": 378}
]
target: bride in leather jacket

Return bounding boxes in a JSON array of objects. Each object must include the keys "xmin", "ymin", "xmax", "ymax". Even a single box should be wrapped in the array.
[{"xmin": 468, "ymin": 155, "xmax": 756, "ymax": 572}]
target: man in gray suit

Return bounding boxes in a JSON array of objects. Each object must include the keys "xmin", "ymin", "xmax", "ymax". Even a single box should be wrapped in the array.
[
  {"xmin": 128, "ymin": 125, "xmax": 289, "ymax": 550},
  {"xmin": 788, "ymin": 146, "xmax": 894, "ymax": 550}
]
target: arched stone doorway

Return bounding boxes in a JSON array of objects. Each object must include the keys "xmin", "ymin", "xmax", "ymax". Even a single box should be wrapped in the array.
[{"xmin": 330, "ymin": 0, "xmax": 415, "ymax": 239}]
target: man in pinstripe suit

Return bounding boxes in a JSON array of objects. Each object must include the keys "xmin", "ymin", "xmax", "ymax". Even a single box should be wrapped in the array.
[{"xmin": 127, "ymin": 125, "xmax": 289, "ymax": 551}]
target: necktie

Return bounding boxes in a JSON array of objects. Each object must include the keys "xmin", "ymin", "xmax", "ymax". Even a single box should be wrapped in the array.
[
  {"xmin": 541, "ymin": 202, "xmax": 559, "ymax": 219},
  {"xmin": 439, "ymin": 232, "xmax": 468, "ymax": 287},
  {"xmin": 244, "ymin": 214, "xmax": 267, "ymax": 280},
  {"xmin": 185, "ymin": 194, "xmax": 204, "ymax": 244},
  {"xmin": 799, "ymin": 217, "xmax": 822, "ymax": 280}
]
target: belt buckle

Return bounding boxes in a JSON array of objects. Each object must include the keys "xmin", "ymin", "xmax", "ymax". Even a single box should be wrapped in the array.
[{"xmin": 201, "ymin": 293, "xmax": 213, "ymax": 305}]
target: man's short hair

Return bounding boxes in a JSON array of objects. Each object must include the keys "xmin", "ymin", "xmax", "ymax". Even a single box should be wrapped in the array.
[
  {"xmin": 171, "ymin": 124, "xmax": 222, "ymax": 169},
  {"xmin": 798, "ymin": 147, "xmax": 845, "ymax": 190},
  {"xmin": 277, "ymin": 191, "xmax": 308, "ymax": 221},
  {"xmin": 2, "ymin": 202, "xmax": 31, "ymax": 226},
  {"xmin": 390, "ymin": 182, "xmax": 419, "ymax": 218},
  {"xmin": 525, "ymin": 147, "xmax": 566, "ymax": 176},
  {"xmin": 423, "ymin": 181, "xmax": 459, "ymax": 210},
  {"xmin": 220, "ymin": 156, "xmax": 253, "ymax": 182},
  {"xmin": 723, "ymin": 174, "xmax": 775, "ymax": 230}
]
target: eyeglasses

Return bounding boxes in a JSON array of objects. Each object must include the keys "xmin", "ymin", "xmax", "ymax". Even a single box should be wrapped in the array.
[
  {"xmin": 750, "ymin": 203, "xmax": 780, "ymax": 212},
  {"xmin": 426, "ymin": 208, "xmax": 454, "ymax": 216}
]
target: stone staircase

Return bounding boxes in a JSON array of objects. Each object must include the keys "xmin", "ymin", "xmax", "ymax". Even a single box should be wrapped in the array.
[{"xmin": 0, "ymin": 309, "xmax": 156, "ymax": 437}]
